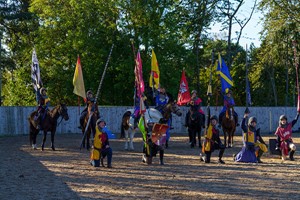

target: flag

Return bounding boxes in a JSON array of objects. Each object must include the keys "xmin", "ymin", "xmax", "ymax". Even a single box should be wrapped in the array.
[
  {"xmin": 177, "ymin": 70, "xmax": 191, "ymax": 106},
  {"xmin": 31, "ymin": 48, "xmax": 43, "ymax": 94},
  {"xmin": 134, "ymin": 50, "xmax": 145, "ymax": 98},
  {"xmin": 73, "ymin": 56, "xmax": 86, "ymax": 100},
  {"xmin": 138, "ymin": 116, "xmax": 147, "ymax": 142},
  {"xmin": 149, "ymin": 49, "xmax": 160, "ymax": 89},
  {"xmin": 216, "ymin": 54, "xmax": 233, "ymax": 92}
]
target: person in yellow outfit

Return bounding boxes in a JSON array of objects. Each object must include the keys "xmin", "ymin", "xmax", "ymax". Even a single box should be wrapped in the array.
[
  {"xmin": 90, "ymin": 119, "xmax": 112, "ymax": 168},
  {"xmin": 234, "ymin": 112, "xmax": 268, "ymax": 163}
]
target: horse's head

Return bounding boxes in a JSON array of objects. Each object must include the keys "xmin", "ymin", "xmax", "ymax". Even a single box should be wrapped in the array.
[
  {"xmin": 225, "ymin": 105, "xmax": 234, "ymax": 120},
  {"xmin": 58, "ymin": 103, "xmax": 69, "ymax": 121},
  {"xmin": 165, "ymin": 100, "xmax": 182, "ymax": 117}
]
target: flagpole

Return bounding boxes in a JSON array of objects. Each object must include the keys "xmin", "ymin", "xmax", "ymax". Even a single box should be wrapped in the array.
[
  {"xmin": 95, "ymin": 43, "xmax": 114, "ymax": 102},
  {"xmin": 202, "ymin": 49, "xmax": 214, "ymax": 154},
  {"xmin": 130, "ymin": 39, "xmax": 137, "ymax": 107},
  {"xmin": 292, "ymin": 40, "xmax": 300, "ymax": 112}
]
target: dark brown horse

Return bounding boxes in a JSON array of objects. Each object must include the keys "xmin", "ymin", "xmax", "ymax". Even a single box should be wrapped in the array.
[
  {"xmin": 29, "ymin": 103, "xmax": 69, "ymax": 151},
  {"xmin": 221, "ymin": 105, "xmax": 236, "ymax": 148},
  {"xmin": 81, "ymin": 101, "xmax": 99, "ymax": 150}
]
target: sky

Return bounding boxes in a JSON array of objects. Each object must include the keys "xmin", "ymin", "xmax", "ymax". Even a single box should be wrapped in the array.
[{"xmin": 209, "ymin": 1, "xmax": 264, "ymax": 48}]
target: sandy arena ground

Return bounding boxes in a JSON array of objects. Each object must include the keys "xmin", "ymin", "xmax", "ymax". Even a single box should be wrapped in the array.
[{"xmin": 1, "ymin": 132, "xmax": 300, "ymax": 200}]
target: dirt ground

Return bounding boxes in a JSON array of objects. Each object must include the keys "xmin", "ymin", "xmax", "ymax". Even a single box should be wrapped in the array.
[{"xmin": 1, "ymin": 132, "xmax": 300, "ymax": 200}]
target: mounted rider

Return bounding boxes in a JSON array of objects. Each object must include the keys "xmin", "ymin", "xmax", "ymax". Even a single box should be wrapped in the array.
[
  {"xmin": 132, "ymin": 93, "xmax": 148, "ymax": 128},
  {"xmin": 218, "ymin": 88, "xmax": 239, "ymax": 126},
  {"xmin": 185, "ymin": 90, "xmax": 205, "ymax": 128},
  {"xmin": 79, "ymin": 90, "xmax": 99, "ymax": 128},
  {"xmin": 275, "ymin": 113, "xmax": 299, "ymax": 161},
  {"xmin": 34, "ymin": 87, "xmax": 50, "ymax": 130}
]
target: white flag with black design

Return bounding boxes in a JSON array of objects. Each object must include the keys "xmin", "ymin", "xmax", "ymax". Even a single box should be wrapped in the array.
[{"xmin": 31, "ymin": 48, "xmax": 43, "ymax": 93}]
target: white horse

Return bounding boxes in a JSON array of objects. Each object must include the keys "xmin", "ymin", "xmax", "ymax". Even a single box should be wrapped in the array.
[{"xmin": 120, "ymin": 108, "xmax": 163, "ymax": 150}]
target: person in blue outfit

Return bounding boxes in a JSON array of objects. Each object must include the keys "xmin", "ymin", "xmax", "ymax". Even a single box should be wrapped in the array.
[
  {"xmin": 234, "ymin": 112, "xmax": 268, "ymax": 163},
  {"xmin": 218, "ymin": 89, "xmax": 239, "ymax": 127}
]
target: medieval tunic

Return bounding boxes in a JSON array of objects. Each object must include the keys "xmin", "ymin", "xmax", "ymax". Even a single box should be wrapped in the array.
[
  {"xmin": 235, "ymin": 118, "xmax": 267, "ymax": 163},
  {"xmin": 274, "ymin": 116, "xmax": 298, "ymax": 156}
]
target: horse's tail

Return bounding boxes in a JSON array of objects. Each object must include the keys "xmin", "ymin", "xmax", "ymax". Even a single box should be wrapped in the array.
[
  {"xmin": 120, "ymin": 122, "xmax": 125, "ymax": 139},
  {"xmin": 120, "ymin": 111, "xmax": 131, "ymax": 139}
]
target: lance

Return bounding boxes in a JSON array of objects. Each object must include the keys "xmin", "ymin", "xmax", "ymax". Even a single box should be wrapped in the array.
[
  {"xmin": 130, "ymin": 39, "xmax": 138, "ymax": 107},
  {"xmin": 245, "ymin": 44, "xmax": 250, "ymax": 114},
  {"xmin": 80, "ymin": 43, "xmax": 114, "ymax": 149},
  {"xmin": 202, "ymin": 49, "xmax": 214, "ymax": 153},
  {"xmin": 292, "ymin": 40, "xmax": 300, "ymax": 112}
]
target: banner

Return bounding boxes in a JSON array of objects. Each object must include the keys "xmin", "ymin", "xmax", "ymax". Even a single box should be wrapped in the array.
[
  {"xmin": 149, "ymin": 49, "xmax": 160, "ymax": 89},
  {"xmin": 177, "ymin": 70, "xmax": 191, "ymax": 105},
  {"xmin": 31, "ymin": 48, "xmax": 43, "ymax": 97},
  {"xmin": 73, "ymin": 56, "xmax": 86, "ymax": 100},
  {"xmin": 216, "ymin": 54, "xmax": 233, "ymax": 93},
  {"xmin": 135, "ymin": 50, "xmax": 145, "ymax": 98}
]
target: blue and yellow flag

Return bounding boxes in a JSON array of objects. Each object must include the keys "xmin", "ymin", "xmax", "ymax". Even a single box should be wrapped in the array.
[{"xmin": 216, "ymin": 54, "xmax": 233, "ymax": 92}]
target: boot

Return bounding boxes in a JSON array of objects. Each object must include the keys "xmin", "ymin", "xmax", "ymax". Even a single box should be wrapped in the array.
[
  {"xmin": 205, "ymin": 151, "xmax": 211, "ymax": 163},
  {"xmin": 289, "ymin": 150, "xmax": 295, "ymax": 161},
  {"xmin": 257, "ymin": 149, "xmax": 264, "ymax": 163},
  {"xmin": 218, "ymin": 149, "xmax": 225, "ymax": 164},
  {"xmin": 159, "ymin": 150, "xmax": 164, "ymax": 165},
  {"xmin": 100, "ymin": 158, "xmax": 105, "ymax": 167}
]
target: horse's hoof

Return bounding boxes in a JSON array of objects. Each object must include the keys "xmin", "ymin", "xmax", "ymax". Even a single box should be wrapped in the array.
[{"xmin": 51, "ymin": 146, "xmax": 56, "ymax": 151}]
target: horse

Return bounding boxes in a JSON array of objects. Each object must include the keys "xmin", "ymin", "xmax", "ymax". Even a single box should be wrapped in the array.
[
  {"xmin": 186, "ymin": 108, "xmax": 205, "ymax": 148},
  {"xmin": 80, "ymin": 101, "xmax": 99, "ymax": 150},
  {"xmin": 120, "ymin": 100, "xmax": 182, "ymax": 150},
  {"xmin": 28, "ymin": 103, "xmax": 69, "ymax": 151},
  {"xmin": 221, "ymin": 105, "xmax": 236, "ymax": 148}
]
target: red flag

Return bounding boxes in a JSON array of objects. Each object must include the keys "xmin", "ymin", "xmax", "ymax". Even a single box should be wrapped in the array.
[
  {"xmin": 135, "ymin": 51, "xmax": 145, "ymax": 98},
  {"xmin": 177, "ymin": 70, "xmax": 191, "ymax": 106}
]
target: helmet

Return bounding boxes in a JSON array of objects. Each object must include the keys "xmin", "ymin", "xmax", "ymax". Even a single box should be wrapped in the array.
[
  {"xmin": 191, "ymin": 90, "xmax": 197, "ymax": 94},
  {"xmin": 279, "ymin": 115, "xmax": 287, "ymax": 121},
  {"xmin": 248, "ymin": 117, "xmax": 257, "ymax": 126},
  {"xmin": 40, "ymin": 87, "xmax": 46, "ymax": 94},
  {"xmin": 210, "ymin": 115, "xmax": 218, "ymax": 122},
  {"xmin": 96, "ymin": 118, "xmax": 105, "ymax": 125},
  {"xmin": 86, "ymin": 90, "xmax": 93, "ymax": 96}
]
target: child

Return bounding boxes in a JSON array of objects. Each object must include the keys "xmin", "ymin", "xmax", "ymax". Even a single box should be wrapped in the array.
[
  {"xmin": 275, "ymin": 113, "xmax": 299, "ymax": 161},
  {"xmin": 201, "ymin": 115, "xmax": 225, "ymax": 164},
  {"xmin": 234, "ymin": 113, "xmax": 267, "ymax": 163}
]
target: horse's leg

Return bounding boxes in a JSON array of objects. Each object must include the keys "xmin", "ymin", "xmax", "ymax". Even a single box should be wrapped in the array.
[
  {"xmin": 32, "ymin": 130, "xmax": 38, "ymax": 150},
  {"xmin": 191, "ymin": 130, "xmax": 196, "ymax": 148},
  {"xmin": 228, "ymin": 132, "xmax": 232, "ymax": 148},
  {"xmin": 223, "ymin": 130, "xmax": 227, "ymax": 148},
  {"xmin": 129, "ymin": 129, "xmax": 135, "ymax": 150},
  {"xmin": 50, "ymin": 131, "xmax": 55, "ymax": 151},
  {"xmin": 124, "ymin": 129, "xmax": 129, "ymax": 150},
  {"xmin": 41, "ymin": 131, "xmax": 47, "ymax": 151}
]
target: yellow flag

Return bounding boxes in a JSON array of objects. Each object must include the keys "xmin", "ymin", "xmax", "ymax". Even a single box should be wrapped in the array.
[
  {"xmin": 149, "ymin": 49, "xmax": 160, "ymax": 89},
  {"xmin": 73, "ymin": 56, "xmax": 86, "ymax": 99}
]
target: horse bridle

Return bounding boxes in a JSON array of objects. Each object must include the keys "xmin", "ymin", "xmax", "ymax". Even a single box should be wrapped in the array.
[{"xmin": 57, "ymin": 105, "xmax": 68, "ymax": 127}]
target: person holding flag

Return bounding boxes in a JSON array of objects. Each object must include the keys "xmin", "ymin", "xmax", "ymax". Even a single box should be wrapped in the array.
[
  {"xmin": 34, "ymin": 87, "xmax": 50, "ymax": 130},
  {"xmin": 200, "ymin": 115, "xmax": 225, "ymax": 164},
  {"xmin": 216, "ymin": 54, "xmax": 238, "ymax": 126},
  {"xmin": 275, "ymin": 113, "xmax": 299, "ymax": 161}
]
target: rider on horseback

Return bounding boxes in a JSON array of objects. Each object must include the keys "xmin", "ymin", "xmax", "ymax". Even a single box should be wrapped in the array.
[
  {"xmin": 132, "ymin": 93, "xmax": 148, "ymax": 128},
  {"xmin": 79, "ymin": 90, "xmax": 99, "ymax": 128},
  {"xmin": 218, "ymin": 88, "xmax": 239, "ymax": 127},
  {"xmin": 35, "ymin": 87, "xmax": 50, "ymax": 130},
  {"xmin": 185, "ymin": 90, "xmax": 205, "ymax": 128}
]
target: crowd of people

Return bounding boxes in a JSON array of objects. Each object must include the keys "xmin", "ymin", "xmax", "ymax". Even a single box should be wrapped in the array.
[{"xmin": 33, "ymin": 86, "xmax": 299, "ymax": 168}]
